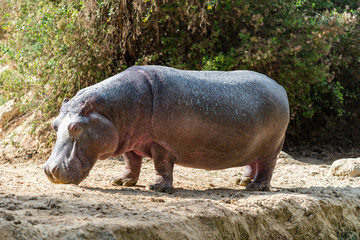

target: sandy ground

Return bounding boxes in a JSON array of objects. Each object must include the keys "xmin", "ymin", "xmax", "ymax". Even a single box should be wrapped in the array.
[{"xmin": 0, "ymin": 152, "xmax": 360, "ymax": 240}]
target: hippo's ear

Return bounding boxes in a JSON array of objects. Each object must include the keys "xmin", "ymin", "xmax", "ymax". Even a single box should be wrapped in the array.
[
  {"xmin": 81, "ymin": 100, "xmax": 93, "ymax": 116},
  {"xmin": 63, "ymin": 98, "xmax": 70, "ymax": 103}
]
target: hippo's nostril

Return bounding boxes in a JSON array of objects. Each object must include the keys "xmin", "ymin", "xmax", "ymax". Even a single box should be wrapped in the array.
[
  {"xmin": 50, "ymin": 166, "xmax": 61, "ymax": 178},
  {"xmin": 44, "ymin": 164, "xmax": 63, "ymax": 183},
  {"xmin": 44, "ymin": 165, "xmax": 50, "ymax": 176},
  {"xmin": 44, "ymin": 165, "xmax": 56, "ymax": 183}
]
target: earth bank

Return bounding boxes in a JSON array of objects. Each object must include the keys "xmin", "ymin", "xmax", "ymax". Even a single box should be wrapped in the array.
[{"xmin": 0, "ymin": 153, "xmax": 359, "ymax": 240}]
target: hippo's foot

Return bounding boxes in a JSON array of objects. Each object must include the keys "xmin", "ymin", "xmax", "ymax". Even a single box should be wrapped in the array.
[
  {"xmin": 245, "ymin": 182, "xmax": 270, "ymax": 191},
  {"xmin": 147, "ymin": 183, "xmax": 173, "ymax": 194},
  {"xmin": 237, "ymin": 177, "xmax": 253, "ymax": 186},
  {"xmin": 110, "ymin": 176, "xmax": 138, "ymax": 186}
]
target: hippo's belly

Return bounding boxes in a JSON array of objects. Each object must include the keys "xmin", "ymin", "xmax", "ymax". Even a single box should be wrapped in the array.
[{"xmin": 175, "ymin": 150, "xmax": 255, "ymax": 170}]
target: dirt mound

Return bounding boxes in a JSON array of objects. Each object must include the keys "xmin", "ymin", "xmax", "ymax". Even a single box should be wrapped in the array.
[
  {"xmin": 0, "ymin": 154, "xmax": 359, "ymax": 239},
  {"xmin": 0, "ymin": 109, "xmax": 53, "ymax": 163}
]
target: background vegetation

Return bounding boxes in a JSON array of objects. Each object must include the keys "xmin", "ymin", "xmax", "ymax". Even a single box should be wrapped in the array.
[{"xmin": 0, "ymin": 0, "xmax": 359, "ymax": 146}]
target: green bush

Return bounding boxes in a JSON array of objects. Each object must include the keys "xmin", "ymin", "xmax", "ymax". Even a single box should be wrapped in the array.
[
  {"xmin": 0, "ymin": 68, "xmax": 28, "ymax": 106},
  {"xmin": 0, "ymin": 67, "xmax": 40, "ymax": 115},
  {"xmin": 1, "ymin": 0, "xmax": 359, "ymax": 143}
]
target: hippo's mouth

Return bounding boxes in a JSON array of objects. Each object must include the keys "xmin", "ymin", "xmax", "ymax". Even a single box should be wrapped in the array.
[
  {"xmin": 75, "ymin": 150, "xmax": 91, "ymax": 174},
  {"xmin": 72, "ymin": 144, "xmax": 94, "ymax": 180}
]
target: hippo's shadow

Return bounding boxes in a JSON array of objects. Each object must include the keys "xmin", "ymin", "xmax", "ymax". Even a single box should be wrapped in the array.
[
  {"xmin": 80, "ymin": 185, "xmax": 360, "ymax": 201},
  {"xmin": 81, "ymin": 185, "xmax": 250, "ymax": 200}
]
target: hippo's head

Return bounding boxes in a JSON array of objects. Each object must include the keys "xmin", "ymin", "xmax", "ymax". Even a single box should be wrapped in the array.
[{"xmin": 44, "ymin": 98, "xmax": 119, "ymax": 184}]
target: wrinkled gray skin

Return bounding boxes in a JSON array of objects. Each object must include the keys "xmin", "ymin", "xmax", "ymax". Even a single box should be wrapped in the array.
[{"xmin": 44, "ymin": 65, "xmax": 289, "ymax": 192}]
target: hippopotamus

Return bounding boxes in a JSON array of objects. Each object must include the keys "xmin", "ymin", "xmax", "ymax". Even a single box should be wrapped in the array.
[{"xmin": 44, "ymin": 65, "xmax": 289, "ymax": 192}]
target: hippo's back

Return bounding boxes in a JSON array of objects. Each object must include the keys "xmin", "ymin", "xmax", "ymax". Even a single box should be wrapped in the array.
[{"xmin": 131, "ymin": 66, "xmax": 289, "ymax": 169}]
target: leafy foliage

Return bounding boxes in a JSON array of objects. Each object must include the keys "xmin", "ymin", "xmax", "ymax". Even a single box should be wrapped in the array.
[{"xmin": 0, "ymin": 0, "xmax": 359, "ymax": 143}]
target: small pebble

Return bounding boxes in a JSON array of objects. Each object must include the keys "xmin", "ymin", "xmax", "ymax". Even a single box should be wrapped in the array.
[
  {"xmin": 25, "ymin": 211, "xmax": 33, "ymax": 216},
  {"xmin": 2, "ymin": 212, "xmax": 15, "ymax": 221},
  {"xmin": 150, "ymin": 197, "xmax": 165, "ymax": 203}
]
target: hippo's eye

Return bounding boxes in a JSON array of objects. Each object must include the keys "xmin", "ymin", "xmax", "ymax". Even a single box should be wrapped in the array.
[{"xmin": 51, "ymin": 122, "xmax": 58, "ymax": 132}]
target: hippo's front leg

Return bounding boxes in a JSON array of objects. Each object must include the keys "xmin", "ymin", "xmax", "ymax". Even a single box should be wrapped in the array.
[
  {"xmin": 148, "ymin": 143, "xmax": 175, "ymax": 193},
  {"xmin": 110, "ymin": 151, "xmax": 142, "ymax": 186}
]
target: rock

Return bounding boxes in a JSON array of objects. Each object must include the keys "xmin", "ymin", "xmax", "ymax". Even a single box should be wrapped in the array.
[
  {"xmin": 0, "ymin": 211, "xmax": 15, "ymax": 221},
  {"xmin": 329, "ymin": 158, "xmax": 360, "ymax": 177},
  {"xmin": 277, "ymin": 151, "xmax": 300, "ymax": 164},
  {"xmin": 278, "ymin": 151, "xmax": 292, "ymax": 159},
  {"xmin": 0, "ymin": 99, "xmax": 20, "ymax": 129}
]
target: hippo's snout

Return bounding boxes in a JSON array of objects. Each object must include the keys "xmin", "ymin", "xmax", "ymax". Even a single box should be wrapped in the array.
[{"xmin": 43, "ymin": 161, "xmax": 86, "ymax": 185}]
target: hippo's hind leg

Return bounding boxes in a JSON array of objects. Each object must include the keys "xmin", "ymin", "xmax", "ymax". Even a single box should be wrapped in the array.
[
  {"xmin": 244, "ymin": 157, "xmax": 277, "ymax": 191},
  {"xmin": 244, "ymin": 136, "xmax": 285, "ymax": 191},
  {"xmin": 148, "ymin": 143, "xmax": 175, "ymax": 193},
  {"xmin": 238, "ymin": 162, "xmax": 257, "ymax": 186},
  {"xmin": 110, "ymin": 151, "xmax": 142, "ymax": 186}
]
